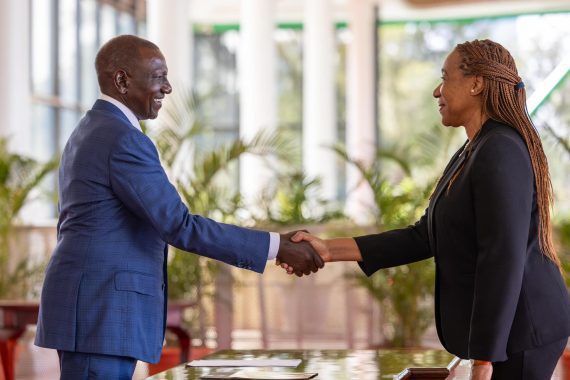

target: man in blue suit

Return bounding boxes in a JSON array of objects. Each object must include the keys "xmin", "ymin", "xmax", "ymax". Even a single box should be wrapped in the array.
[{"xmin": 34, "ymin": 35, "xmax": 323, "ymax": 379}]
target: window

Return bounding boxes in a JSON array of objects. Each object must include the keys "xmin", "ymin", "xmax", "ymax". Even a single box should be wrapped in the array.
[{"xmin": 29, "ymin": 0, "xmax": 145, "ymax": 217}]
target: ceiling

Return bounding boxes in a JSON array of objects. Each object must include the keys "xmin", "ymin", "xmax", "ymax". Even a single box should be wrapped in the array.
[{"xmin": 187, "ymin": 0, "xmax": 570, "ymax": 25}]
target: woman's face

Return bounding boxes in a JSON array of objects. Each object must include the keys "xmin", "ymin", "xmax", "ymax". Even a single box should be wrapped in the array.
[{"xmin": 433, "ymin": 49, "xmax": 479, "ymax": 128}]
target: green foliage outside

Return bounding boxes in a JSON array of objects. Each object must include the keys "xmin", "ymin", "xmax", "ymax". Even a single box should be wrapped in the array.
[
  {"xmin": 149, "ymin": 90, "xmax": 296, "ymax": 344},
  {"xmin": 333, "ymin": 138, "xmax": 437, "ymax": 347},
  {"xmin": 145, "ymin": 14, "xmax": 570, "ymax": 348},
  {"xmin": 0, "ymin": 139, "xmax": 58, "ymax": 299}
]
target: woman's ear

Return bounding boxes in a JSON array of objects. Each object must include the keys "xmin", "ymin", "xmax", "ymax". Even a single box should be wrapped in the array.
[
  {"xmin": 470, "ymin": 75, "xmax": 484, "ymax": 96},
  {"xmin": 114, "ymin": 70, "xmax": 129, "ymax": 94}
]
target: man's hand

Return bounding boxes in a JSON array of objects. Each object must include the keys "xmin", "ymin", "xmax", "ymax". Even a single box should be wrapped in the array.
[{"xmin": 276, "ymin": 231, "xmax": 325, "ymax": 277}]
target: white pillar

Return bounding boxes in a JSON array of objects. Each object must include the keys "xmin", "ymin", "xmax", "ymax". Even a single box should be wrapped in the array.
[
  {"xmin": 0, "ymin": 0, "xmax": 31, "ymax": 154},
  {"xmin": 303, "ymin": 0, "xmax": 337, "ymax": 200},
  {"xmin": 147, "ymin": 0, "xmax": 193, "ymax": 90},
  {"xmin": 239, "ymin": 0, "xmax": 277, "ymax": 202},
  {"xmin": 345, "ymin": 0, "xmax": 377, "ymax": 223}
]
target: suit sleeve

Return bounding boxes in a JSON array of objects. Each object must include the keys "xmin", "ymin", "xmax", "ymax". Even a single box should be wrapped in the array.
[
  {"xmin": 108, "ymin": 128, "xmax": 269, "ymax": 273},
  {"xmin": 355, "ymin": 209, "xmax": 433, "ymax": 276},
  {"xmin": 468, "ymin": 133, "xmax": 533, "ymax": 361}
]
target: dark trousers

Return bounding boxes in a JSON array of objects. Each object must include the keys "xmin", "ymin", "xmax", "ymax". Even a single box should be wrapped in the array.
[
  {"xmin": 491, "ymin": 337, "xmax": 567, "ymax": 380},
  {"xmin": 57, "ymin": 350, "xmax": 137, "ymax": 380}
]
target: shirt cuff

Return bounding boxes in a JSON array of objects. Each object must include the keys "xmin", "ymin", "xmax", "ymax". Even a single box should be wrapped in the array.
[{"xmin": 267, "ymin": 232, "xmax": 280, "ymax": 260}]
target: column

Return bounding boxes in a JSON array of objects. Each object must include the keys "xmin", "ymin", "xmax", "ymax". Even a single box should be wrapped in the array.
[
  {"xmin": 214, "ymin": 264, "xmax": 234, "ymax": 349},
  {"xmin": 345, "ymin": 0, "xmax": 377, "ymax": 223},
  {"xmin": 303, "ymin": 0, "xmax": 337, "ymax": 200},
  {"xmin": 147, "ymin": 0, "xmax": 193, "ymax": 90},
  {"xmin": 0, "ymin": 0, "xmax": 31, "ymax": 153},
  {"xmin": 239, "ymin": 0, "xmax": 277, "ymax": 202}
]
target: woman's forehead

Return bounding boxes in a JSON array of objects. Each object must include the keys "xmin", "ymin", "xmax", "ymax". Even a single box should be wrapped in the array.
[{"xmin": 442, "ymin": 49, "xmax": 460, "ymax": 71}]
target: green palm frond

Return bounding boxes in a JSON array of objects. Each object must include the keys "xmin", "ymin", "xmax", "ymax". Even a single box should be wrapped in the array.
[
  {"xmin": 255, "ymin": 171, "xmax": 343, "ymax": 226},
  {"xmin": 334, "ymin": 139, "xmax": 438, "ymax": 347},
  {"xmin": 0, "ymin": 138, "xmax": 58, "ymax": 299},
  {"xmin": 150, "ymin": 89, "xmax": 205, "ymax": 169}
]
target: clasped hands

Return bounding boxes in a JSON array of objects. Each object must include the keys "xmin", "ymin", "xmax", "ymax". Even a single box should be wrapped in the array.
[{"xmin": 276, "ymin": 231, "xmax": 329, "ymax": 276}]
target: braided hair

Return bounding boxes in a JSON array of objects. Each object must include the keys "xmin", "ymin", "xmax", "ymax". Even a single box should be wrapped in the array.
[{"xmin": 452, "ymin": 39, "xmax": 559, "ymax": 268}]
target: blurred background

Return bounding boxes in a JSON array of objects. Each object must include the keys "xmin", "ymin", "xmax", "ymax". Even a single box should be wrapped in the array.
[{"xmin": 0, "ymin": 0, "xmax": 568, "ymax": 378}]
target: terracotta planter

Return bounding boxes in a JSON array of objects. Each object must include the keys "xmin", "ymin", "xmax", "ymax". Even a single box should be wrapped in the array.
[
  {"xmin": 147, "ymin": 347, "xmax": 182, "ymax": 376},
  {"xmin": 190, "ymin": 346, "xmax": 214, "ymax": 360}
]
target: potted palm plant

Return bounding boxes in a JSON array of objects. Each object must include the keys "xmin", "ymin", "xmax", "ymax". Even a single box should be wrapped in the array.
[
  {"xmin": 146, "ymin": 90, "xmax": 289, "ymax": 372},
  {"xmin": 0, "ymin": 139, "xmax": 58, "ymax": 299},
  {"xmin": 337, "ymin": 144, "xmax": 436, "ymax": 347},
  {"xmin": 331, "ymin": 124, "xmax": 461, "ymax": 348}
]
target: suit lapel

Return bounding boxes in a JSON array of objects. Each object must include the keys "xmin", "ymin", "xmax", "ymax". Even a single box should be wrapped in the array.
[{"xmin": 427, "ymin": 141, "xmax": 468, "ymax": 255}]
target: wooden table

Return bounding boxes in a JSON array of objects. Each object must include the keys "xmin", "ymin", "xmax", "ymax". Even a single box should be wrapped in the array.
[
  {"xmin": 0, "ymin": 300, "xmax": 195, "ymax": 380},
  {"xmin": 146, "ymin": 349, "xmax": 471, "ymax": 379}
]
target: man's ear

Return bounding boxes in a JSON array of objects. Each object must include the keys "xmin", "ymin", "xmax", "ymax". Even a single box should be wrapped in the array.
[
  {"xmin": 114, "ymin": 70, "xmax": 129, "ymax": 94},
  {"xmin": 471, "ymin": 75, "xmax": 484, "ymax": 96}
]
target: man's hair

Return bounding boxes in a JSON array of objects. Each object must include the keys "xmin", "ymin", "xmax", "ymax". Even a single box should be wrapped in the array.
[{"xmin": 95, "ymin": 34, "xmax": 160, "ymax": 90}]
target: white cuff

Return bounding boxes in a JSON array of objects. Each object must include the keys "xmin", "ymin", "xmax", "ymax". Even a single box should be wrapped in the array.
[{"xmin": 267, "ymin": 232, "xmax": 280, "ymax": 260}]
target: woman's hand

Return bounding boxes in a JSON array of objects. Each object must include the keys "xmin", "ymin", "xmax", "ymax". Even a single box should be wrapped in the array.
[
  {"xmin": 470, "ymin": 362, "xmax": 492, "ymax": 380},
  {"xmin": 275, "ymin": 233, "xmax": 362, "ymax": 275},
  {"xmin": 291, "ymin": 231, "xmax": 332, "ymax": 262}
]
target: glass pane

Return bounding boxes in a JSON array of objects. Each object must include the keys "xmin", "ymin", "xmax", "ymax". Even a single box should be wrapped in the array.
[
  {"xmin": 276, "ymin": 29, "xmax": 302, "ymax": 127},
  {"xmin": 193, "ymin": 31, "xmax": 240, "ymax": 130},
  {"xmin": 30, "ymin": 104, "xmax": 57, "ymax": 219},
  {"xmin": 80, "ymin": 0, "xmax": 98, "ymax": 106},
  {"xmin": 118, "ymin": 11, "xmax": 136, "ymax": 35},
  {"xmin": 376, "ymin": 12, "xmax": 570, "ymax": 212},
  {"xmin": 100, "ymin": 4, "xmax": 117, "ymax": 45},
  {"xmin": 31, "ymin": 104, "xmax": 56, "ymax": 162},
  {"xmin": 31, "ymin": 0, "xmax": 55, "ymax": 96},
  {"xmin": 59, "ymin": 0, "xmax": 78, "ymax": 103},
  {"xmin": 60, "ymin": 109, "xmax": 81, "ymax": 152}
]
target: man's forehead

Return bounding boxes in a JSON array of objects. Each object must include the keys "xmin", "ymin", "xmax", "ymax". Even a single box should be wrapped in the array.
[
  {"xmin": 137, "ymin": 46, "xmax": 163, "ymax": 59},
  {"xmin": 132, "ymin": 48, "xmax": 166, "ymax": 69}
]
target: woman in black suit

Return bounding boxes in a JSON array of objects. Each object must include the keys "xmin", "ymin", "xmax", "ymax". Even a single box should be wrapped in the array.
[{"xmin": 284, "ymin": 39, "xmax": 570, "ymax": 379}]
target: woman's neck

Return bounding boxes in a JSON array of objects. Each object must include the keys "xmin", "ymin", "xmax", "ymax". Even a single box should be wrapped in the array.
[{"xmin": 464, "ymin": 113, "xmax": 489, "ymax": 140}]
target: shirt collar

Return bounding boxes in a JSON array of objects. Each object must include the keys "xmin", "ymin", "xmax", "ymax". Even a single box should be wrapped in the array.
[{"xmin": 99, "ymin": 93, "xmax": 141, "ymax": 131}]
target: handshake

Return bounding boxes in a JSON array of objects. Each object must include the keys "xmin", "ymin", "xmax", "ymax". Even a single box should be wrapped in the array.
[{"xmin": 276, "ymin": 230, "xmax": 330, "ymax": 277}]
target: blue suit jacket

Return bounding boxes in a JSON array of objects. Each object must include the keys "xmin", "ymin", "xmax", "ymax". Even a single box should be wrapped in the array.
[{"xmin": 34, "ymin": 100, "xmax": 269, "ymax": 363}]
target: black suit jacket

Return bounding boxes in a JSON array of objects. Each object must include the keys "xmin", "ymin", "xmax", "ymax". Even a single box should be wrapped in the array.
[{"xmin": 355, "ymin": 119, "xmax": 570, "ymax": 361}]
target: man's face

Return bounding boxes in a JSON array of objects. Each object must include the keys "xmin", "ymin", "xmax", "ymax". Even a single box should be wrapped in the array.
[{"xmin": 124, "ymin": 48, "xmax": 172, "ymax": 120}]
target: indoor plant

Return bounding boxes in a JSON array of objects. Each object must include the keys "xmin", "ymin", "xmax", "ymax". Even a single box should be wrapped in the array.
[{"xmin": 0, "ymin": 139, "xmax": 58, "ymax": 299}]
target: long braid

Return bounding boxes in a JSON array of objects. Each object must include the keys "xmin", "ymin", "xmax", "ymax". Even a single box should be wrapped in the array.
[{"xmin": 455, "ymin": 39, "xmax": 559, "ymax": 268}]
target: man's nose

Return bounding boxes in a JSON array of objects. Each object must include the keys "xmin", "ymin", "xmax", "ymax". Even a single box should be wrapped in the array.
[
  {"xmin": 162, "ymin": 80, "xmax": 172, "ymax": 94},
  {"xmin": 433, "ymin": 83, "xmax": 441, "ymax": 98}
]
